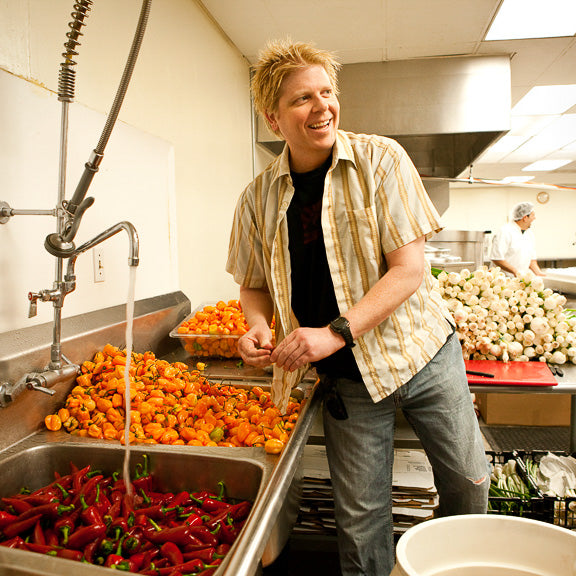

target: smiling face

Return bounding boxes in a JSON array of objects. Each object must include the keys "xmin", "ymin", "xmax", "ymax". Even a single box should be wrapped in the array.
[{"xmin": 266, "ymin": 65, "xmax": 340, "ymax": 173}]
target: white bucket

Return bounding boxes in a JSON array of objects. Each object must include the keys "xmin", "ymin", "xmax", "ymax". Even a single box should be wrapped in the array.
[{"xmin": 391, "ymin": 514, "xmax": 576, "ymax": 576}]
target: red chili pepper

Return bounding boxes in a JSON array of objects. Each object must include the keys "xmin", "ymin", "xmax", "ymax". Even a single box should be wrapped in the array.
[
  {"xmin": 105, "ymin": 497, "xmax": 122, "ymax": 522},
  {"xmin": 204, "ymin": 508, "xmax": 230, "ymax": 532},
  {"xmin": 182, "ymin": 512, "xmax": 204, "ymax": 527},
  {"xmin": 83, "ymin": 538, "xmax": 102, "ymax": 564},
  {"xmin": 104, "ymin": 553, "xmax": 136, "ymax": 570},
  {"xmin": 71, "ymin": 464, "xmax": 91, "ymax": 494},
  {"xmin": 185, "ymin": 525, "xmax": 219, "ymax": 548},
  {"xmin": 160, "ymin": 541, "xmax": 184, "ymax": 566},
  {"xmin": 144, "ymin": 525, "xmax": 202, "ymax": 547},
  {"xmin": 168, "ymin": 491, "xmax": 191, "ymax": 508},
  {"xmin": 0, "ymin": 536, "xmax": 25, "ymax": 549},
  {"xmin": 182, "ymin": 547, "xmax": 215, "ymax": 563},
  {"xmin": 98, "ymin": 537, "xmax": 117, "ymax": 558},
  {"xmin": 32, "ymin": 520, "xmax": 46, "ymax": 545},
  {"xmin": 133, "ymin": 512, "xmax": 152, "ymax": 528},
  {"xmin": 2, "ymin": 496, "xmax": 33, "ymax": 515},
  {"xmin": 201, "ymin": 498, "xmax": 231, "ymax": 513},
  {"xmin": 0, "ymin": 511, "xmax": 18, "ymax": 529},
  {"xmin": 191, "ymin": 490, "xmax": 215, "ymax": 501},
  {"xmin": 54, "ymin": 516, "xmax": 75, "ymax": 546},
  {"xmin": 71, "ymin": 473, "xmax": 103, "ymax": 508},
  {"xmin": 56, "ymin": 548, "xmax": 84, "ymax": 562},
  {"xmin": 15, "ymin": 493, "xmax": 59, "ymax": 507},
  {"xmin": 80, "ymin": 495, "xmax": 104, "ymax": 526},
  {"xmin": 156, "ymin": 558, "xmax": 204, "ymax": 576},
  {"xmin": 141, "ymin": 491, "xmax": 174, "ymax": 506},
  {"xmin": 220, "ymin": 519, "xmax": 245, "ymax": 545},
  {"xmin": 95, "ymin": 491, "xmax": 111, "ymax": 518},
  {"xmin": 17, "ymin": 502, "xmax": 75, "ymax": 522},
  {"xmin": 50, "ymin": 471, "xmax": 74, "ymax": 493},
  {"xmin": 2, "ymin": 513, "xmax": 43, "ymax": 539},
  {"xmin": 195, "ymin": 569, "xmax": 218, "ymax": 576},
  {"xmin": 229, "ymin": 500, "xmax": 251, "ymax": 521},
  {"xmin": 43, "ymin": 528, "xmax": 60, "ymax": 547},
  {"xmin": 24, "ymin": 542, "xmax": 55, "ymax": 554},
  {"xmin": 121, "ymin": 492, "xmax": 134, "ymax": 519},
  {"xmin": 215, "ymin": 543, "xmax": 231, "ymax": 557},
  {"xmin": 66, "ymin": 522, "xmax": 106, "ymax": 549},
  {"xmin": 123, "ymin": 525, "xmax": 147, "ymax": 554},
  {"xmin": 134, "ymin": 503, "xmax": 174, "ymax": 520},
  {"xmin": 129, "ymin": 550, "xmax": 152, "ymax": 572}
]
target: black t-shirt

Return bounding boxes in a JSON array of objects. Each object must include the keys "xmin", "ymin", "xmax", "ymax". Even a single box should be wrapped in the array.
[{"xmin": 287, "ymin": 158, "xmax": 362, "ymax": 380}]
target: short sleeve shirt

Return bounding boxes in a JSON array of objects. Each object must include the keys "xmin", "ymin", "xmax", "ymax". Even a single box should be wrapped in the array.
[
  {"xmin": 490, "ymin": 222, "xmax": 537, "ymax": 275},
  {"xmin": 226, "ymin": 131, "xmax": 454, "ymax": 411}
]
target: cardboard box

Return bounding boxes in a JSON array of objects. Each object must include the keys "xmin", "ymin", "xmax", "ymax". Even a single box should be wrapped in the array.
[{"xmin": 475, "ymin": 393, "xmax": 571, "ymax": 427}]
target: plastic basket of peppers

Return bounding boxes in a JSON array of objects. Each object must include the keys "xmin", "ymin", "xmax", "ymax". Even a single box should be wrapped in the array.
[{"xmin": 0, "ymin": 454, "xmax": 251, "ymax": 575}]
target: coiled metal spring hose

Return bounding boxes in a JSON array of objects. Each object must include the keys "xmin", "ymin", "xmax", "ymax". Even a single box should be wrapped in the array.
[{"xmin": 58, "ymin": 0, "xmax": 93, "ymax": 103}]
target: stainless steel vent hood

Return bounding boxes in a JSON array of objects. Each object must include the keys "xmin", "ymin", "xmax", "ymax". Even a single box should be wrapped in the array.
[{"xmin": 256, "ymin": 55, "xmax": 511, "ymax": 179}]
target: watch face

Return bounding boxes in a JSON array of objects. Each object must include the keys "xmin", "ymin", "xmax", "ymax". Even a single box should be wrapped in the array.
[
  {"xmin": 332, "ymin": 317, "xmax": 348, "ymax": 330},
  {"xmin": 330, "ymin": 316, "xmax": 354, "ymax": 347}
]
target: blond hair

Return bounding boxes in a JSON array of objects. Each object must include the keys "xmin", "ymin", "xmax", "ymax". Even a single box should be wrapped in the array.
[{"xmin": 251, "ymin": 39, "xmax": 341, "ymax": 135}]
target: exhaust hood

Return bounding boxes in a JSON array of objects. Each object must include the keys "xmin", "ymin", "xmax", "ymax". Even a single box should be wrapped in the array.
[{"xmin": 256, "ymin": 55, "xmax": 511, "ymax": 179}]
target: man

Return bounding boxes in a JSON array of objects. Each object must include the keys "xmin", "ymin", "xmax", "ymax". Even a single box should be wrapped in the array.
[
  {"xmin": 226, "ymin": 39, "xmax": 488, "ymax": 576},
  {"xmin": 491, "ymin": 201, "xmax": 545, "ymax": 277}
]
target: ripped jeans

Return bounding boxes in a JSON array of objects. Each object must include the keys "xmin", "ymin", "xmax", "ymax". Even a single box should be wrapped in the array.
[{"xmin": 322, "ymin": 332, "xmax": 489, "ymax": 576}]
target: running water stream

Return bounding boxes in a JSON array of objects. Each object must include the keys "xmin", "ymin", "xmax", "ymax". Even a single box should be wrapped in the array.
[{"xmin": 122, "ymin": 266, "xmax": 137, "ymax": 500}]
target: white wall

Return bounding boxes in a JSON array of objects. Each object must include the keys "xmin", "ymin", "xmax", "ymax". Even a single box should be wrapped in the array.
[
  {"xmin": 0, "ymin": 0, "xmax": 254, "ymax": 335},
  {"xmin": 442, "ymin": 184, "xmax": 576, "ymax": 263}
]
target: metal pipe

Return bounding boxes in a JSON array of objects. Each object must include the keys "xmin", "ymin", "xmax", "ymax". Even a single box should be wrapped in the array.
[{"xmin": 50, "ymin": 99, "xmax": 69, "ymax": 370}]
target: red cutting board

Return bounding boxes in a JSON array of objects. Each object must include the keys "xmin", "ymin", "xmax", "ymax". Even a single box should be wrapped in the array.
[{"xmin": 465, "ymin": 359, "xmax": 557, "ymax": 386}]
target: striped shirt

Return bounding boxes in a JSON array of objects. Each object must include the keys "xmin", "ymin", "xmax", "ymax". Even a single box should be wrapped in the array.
[{"xmin": 226, "ymin": 130, "xmax": 454, "ymax": 411}]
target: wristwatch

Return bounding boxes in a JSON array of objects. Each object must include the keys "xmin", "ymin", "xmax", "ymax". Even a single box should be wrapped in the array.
[{"xmin": 329, "ymin": 316, "xmax": 355, "ymax": 348}]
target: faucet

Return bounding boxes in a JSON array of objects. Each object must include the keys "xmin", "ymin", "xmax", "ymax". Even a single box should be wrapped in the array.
[
  {"xmin": 1, "ymin": 222, "xmax": 140, "ymax": 407},
  {"xmin": 63, "ymin": 221, "xmax": 140, "ymax": 298},
  {"xmin": 0, "ymin": 0, "xmax": 151, "ymax": 406}
]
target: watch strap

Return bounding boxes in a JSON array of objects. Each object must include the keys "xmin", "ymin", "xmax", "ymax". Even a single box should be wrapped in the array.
[{"xmin": 329, "ymin": 316, "xmax": 355, "ymax": 348}]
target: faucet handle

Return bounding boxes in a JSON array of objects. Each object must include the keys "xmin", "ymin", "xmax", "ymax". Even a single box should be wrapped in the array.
[
  {"xmin": 26, "ymin": 379, "xmax": 57, "ymax": 396},
  {"xmin": 28, "ymin": 292, "xmax": 40, "ymax": 318}
]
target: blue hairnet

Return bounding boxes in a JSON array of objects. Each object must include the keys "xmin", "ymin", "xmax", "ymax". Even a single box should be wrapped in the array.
[{"xmin": 512, "ymin": 202, "xmax": 534, "ymax": 221}]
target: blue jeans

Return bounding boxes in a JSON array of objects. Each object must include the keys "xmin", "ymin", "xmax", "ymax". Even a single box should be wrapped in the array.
[{"xmin": 322, "ymin": 332, "xmax": 489, "ymax": 576}]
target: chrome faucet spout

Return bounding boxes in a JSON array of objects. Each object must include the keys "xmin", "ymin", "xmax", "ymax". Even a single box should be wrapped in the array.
[{"xmin": 65, "ymin": 221, "xmax": 140, "ymax": 281}]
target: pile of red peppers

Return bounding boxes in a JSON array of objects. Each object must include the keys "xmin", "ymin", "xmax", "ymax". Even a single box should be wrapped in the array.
[{"xmin": 0, "ymin": 455, "xmax": 252, "ymax": 575}]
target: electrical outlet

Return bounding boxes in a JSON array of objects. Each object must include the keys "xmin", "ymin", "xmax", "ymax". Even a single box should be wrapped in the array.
[{"xmin": 93, "ymin": 248, "xmax": 105, "ymax": 283}]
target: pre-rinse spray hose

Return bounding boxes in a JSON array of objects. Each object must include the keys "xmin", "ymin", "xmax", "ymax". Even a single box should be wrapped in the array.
[{"xmin": 46, "ymin": 0, "xmax": 153, "ymax": 256}]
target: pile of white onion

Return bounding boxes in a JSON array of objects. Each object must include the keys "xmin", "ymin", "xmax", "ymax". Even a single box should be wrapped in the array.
[{"xmin": 436, "ymin": 266, "xmax": 576, "ymax": 364}]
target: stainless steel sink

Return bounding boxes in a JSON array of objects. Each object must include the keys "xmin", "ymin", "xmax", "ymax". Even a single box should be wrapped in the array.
[
  {"xmin": 0, "ymin": 440, "xmax": 264, "ymax": 503},
  {"xmin": 0, "ymin": 293, "xmax": 323, "ymax": 576},
  {"xmin": 0, "ymin": 380, "xmax": 321, "ymax": 576}
]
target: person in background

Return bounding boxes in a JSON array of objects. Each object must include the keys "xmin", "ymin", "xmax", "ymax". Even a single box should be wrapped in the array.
[
  {"xmin": 490, "ymin": 201, "xmax": 546, "ymax": 277},
  {"xmin": 226, "ymin": 39, "xmax": 489, "ymax": 576}
]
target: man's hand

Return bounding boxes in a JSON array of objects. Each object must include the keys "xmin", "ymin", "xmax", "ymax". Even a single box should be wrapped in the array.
[
  {"xmin": 238, "ymin": 325, "xmax": 275, "ymax": 367},
  {"xmin": 270, "ymin": 326, "xmax": 344, "ymax": 372}
]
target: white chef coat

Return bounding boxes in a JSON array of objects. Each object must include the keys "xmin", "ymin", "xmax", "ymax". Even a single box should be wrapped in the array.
[{"xmin": 490, "ymin": 221, "xmax": 537, "ymax": 275}]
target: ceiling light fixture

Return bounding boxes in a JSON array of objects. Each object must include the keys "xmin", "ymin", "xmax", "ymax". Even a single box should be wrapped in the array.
[
  {"xmin": 522, "ymin": 159, "xmax": 571, "ymax": 172},
  {"xmin": 512, "ymin": 85, "xmax": 576, "ymax": 115},
  {"xmin": 500, "ymin": 176, "xmax": 535, "ymax": 183},
  {"xmin": 485, "ymin": 0, "xmax": 576, "ymax": 41}
]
